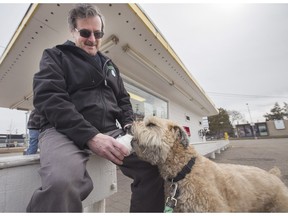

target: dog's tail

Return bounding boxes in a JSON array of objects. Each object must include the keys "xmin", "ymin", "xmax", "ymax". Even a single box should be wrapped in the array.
[{"xmin": 269, "ymin": 166, "xmax": 281, "ymax": 178}]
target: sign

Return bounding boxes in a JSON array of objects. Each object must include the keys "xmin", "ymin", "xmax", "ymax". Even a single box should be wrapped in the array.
[{"xmin": 274, "ymin": 120, "xmax": 285, "ymax": 130}]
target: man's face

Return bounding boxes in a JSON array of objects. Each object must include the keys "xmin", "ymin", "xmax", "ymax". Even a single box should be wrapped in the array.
[{"xmin": 72, "ymin": 16, "xmax": 103, "ymax": 56}]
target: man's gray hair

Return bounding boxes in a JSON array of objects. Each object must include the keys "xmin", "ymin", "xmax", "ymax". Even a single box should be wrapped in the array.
[{"xmin": 68, "ymin": 3, "xmax": 104, "ymax": 32}]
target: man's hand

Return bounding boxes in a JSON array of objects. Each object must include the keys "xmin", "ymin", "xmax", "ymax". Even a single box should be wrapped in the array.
[{"xmin": 87, "ymin": 133, "xmax": 129, "ymax": 165}]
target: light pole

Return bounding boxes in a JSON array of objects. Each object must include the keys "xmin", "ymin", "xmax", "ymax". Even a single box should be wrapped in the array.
[
  {"xmin": 25, "ymin": 111, "xmax": 29, "ymax": 146},
  {"xmin": 246, "ymin": 103, "xmax": 257, "ymax": 139}
]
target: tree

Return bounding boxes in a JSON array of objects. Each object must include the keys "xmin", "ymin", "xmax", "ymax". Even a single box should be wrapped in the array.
[
  {"xmin": 263, "ymin": 102, "xmax": 287, "ymax": 121},
  {"xmin": 208, "ymin": 108, "xmax": 234, "ymax": 138},
  {"xmin": 284, "ymin": 102, "xmax": 288, "ymax": 118},
  {"xmin": 227, "ymin": 110, "xmax": 244, "ymax": 126}
]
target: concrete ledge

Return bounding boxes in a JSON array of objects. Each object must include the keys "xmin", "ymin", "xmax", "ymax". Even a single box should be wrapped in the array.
[
  {"xmin": 0, "ymin": 140, "xmax": 229, "ymax": 212},
  {"xmin": 0, "ymin": 154, "xmax": 39, "ymax": 169},
  {"xmin": 0, "ymin": 154, "xmax": 117, "ymax": 212},
  {"xmin": 192, "ymin": 140, "xmax": 230, "ymax": 159}
]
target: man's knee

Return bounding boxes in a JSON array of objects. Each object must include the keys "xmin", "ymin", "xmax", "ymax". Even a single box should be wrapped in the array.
[{"xmin": 42, "ymin": 165, "xmax": 93, "ymax": 197}]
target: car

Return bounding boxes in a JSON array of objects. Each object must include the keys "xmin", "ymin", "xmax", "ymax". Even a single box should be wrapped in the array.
[{"xmin": 6, "ymin": 143, "xmax": 16, "ymax": 148}]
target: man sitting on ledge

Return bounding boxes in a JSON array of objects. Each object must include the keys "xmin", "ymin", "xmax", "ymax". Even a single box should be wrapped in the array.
[{"xmin": 27, "ymin": 3, "xmax": 164, "ymax": 212}]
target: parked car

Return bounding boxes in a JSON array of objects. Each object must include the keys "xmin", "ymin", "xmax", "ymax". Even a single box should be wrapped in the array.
[{"xmin": 6, "ymin": 143, "xmax": 16, "ymax": 148}]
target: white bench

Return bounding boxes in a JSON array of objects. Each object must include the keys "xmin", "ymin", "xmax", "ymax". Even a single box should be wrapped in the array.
[
  {"xmin": 0, "ymin": 154, "xmax": 117, "ymax": 212},
  {"xmin": 192, "ymin": 140, "xmax": 230, "ymax": 159}
]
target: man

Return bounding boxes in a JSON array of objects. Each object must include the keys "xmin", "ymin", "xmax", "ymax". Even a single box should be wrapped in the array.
[
  {"xmin": 27, "ymin": 3, "xmax": 164, "ymax": 212},
  {"xmin": 25, "ymin": 109, "xmax": 41, "ymax": 155}
]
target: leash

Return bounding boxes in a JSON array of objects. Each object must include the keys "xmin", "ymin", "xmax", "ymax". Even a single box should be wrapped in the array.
[
  {"xmin": 164, "ymin": 181, "xmax": 179, "ymax": 213},
  {"xmin": 164, "ymin": 157, "xmax": 196, "ymax": 213}
]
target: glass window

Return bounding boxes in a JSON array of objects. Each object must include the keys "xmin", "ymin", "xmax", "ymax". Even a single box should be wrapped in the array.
[
  {"xmin": 124, "ymin": 82, "xmax": 168, "ymax": 121},
  {"xmin": 257, "ymin": 124, "xmax": 268, "ymax": 136}
]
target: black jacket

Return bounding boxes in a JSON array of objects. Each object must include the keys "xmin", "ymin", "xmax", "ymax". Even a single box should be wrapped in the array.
[
  {"xmin": 33, "ymin": 40, "xmax": 133, "ymax": 149},
  {"xmin": 27, "ymin": 109, "xmax": 41, "ymax": 130}
]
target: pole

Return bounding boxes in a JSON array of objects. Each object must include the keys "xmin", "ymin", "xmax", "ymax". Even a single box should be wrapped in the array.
[
  {"xmin": 25, "ymin": 111, "xmax": 29, "ymax": 145},
  {"xmin": 246, "ymin": 103, "xmax": 257, "ymax": 139},
  {"xmin": 246, "ymin": 103, "xmax": 253, "ymax": 123}
]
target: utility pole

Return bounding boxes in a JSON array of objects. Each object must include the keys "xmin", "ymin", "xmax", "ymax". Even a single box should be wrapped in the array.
[
  {"xmin": 25, "ymin": 111, "xmax": 29, "ymax": 146},
  {"xmin": 246, "ymin": 103, "xmax": 257, "ymax": 139}
]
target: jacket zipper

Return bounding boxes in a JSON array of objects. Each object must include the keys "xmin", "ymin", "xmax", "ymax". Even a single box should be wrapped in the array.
[
  {"xmin": 103, "ymin": 59, "xmax": 110, "ymax": 86},
  {"xmin": 100, "ymin": 58, "xmax": 111, "ymax": 128}
]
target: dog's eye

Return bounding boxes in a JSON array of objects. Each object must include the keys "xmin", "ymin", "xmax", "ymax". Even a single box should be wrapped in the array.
[{"xmin": 146, "ymin": 123, "xmax": 156, "ymax": 127}]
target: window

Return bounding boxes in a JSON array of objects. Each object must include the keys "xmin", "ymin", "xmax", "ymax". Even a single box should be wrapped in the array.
[
  {"xmin": 124, "ymin": 82, "xmax": 168, "ymax": 121},
  {"xmin": 257, "ymin": 124, "xmax": 268, "ymax": 136}
]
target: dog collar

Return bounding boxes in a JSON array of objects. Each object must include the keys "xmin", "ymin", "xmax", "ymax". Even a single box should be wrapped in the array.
[{"xmin": 167, "ymin": 157, "xmax": 196, "ymax": 183}]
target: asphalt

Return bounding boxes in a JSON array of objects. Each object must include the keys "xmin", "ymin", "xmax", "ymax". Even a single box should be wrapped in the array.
[
  {"xmin": 105, "ymin": 168, "xmax": 132, "ymax": 212},
  {"xmin": 105, "ymin": 138, "xmax": 288, "ymax": 212}
]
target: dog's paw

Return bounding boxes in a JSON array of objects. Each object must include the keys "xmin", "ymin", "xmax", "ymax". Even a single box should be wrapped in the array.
[{"xmin": 116, "ymin": 134, "xmax": 133, "ymax": 155}]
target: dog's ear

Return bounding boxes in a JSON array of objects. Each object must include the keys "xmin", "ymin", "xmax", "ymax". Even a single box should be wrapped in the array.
[{"xmin": 172, "ymin": 125, "xmax": 189, "ymax": 148}]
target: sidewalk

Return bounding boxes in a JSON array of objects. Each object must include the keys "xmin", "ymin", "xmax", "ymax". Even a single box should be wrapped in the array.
[{"xmin": 105, "ymin": 168, "xmax": 132, "ymax": 212}]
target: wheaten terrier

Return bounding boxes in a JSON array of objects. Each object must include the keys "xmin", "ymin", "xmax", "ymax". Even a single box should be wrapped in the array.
[{"xmin": 131, "ymin": 116, "xmax": 288, "ymax": 212}]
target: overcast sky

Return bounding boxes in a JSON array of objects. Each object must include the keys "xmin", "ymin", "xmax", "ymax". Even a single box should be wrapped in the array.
[
  {"xmin": 140, "ymin": 3, "xmax": 288, "ymax": 123},
  {"xmin": 1, "ymin": 3, "xmax": 288, "ymax": 134}
]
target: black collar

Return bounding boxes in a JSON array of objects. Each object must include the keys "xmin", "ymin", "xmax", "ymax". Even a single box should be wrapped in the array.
[{"xmin": 167, "ymin": 157, "xmax": 196, "ymax": 183}]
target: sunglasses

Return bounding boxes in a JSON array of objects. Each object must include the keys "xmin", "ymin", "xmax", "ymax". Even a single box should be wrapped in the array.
[{"xmin": 75, "ymin": 28, "xmax": 104, "ymax": 39}]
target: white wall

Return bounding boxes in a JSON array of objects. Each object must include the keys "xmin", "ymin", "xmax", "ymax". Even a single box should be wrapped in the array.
[
  {"xmin": 122, "ymin": 75, "xmax": 207, "ymax": 143},
  {"xmin": 169, "ymin": 101, "xmax": 205, "ymax": 143}
]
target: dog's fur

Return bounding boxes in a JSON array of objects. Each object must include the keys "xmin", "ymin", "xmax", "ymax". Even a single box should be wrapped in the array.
[{"xmin": 131, "ymin": 116, "xmax": 288, "ymax": 212}]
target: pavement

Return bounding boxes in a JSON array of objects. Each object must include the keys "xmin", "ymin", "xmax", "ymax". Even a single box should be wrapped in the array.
[
  {"xmin": 105, "ymin": 138, "xmax": 288, "ymax": 212},
  {"xmin": 105, "ymin": 168, "xmax": 132, "ymax": 213}
]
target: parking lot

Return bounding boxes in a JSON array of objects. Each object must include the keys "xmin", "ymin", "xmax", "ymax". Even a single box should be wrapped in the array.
[{"xmin": 212, "ymin": 138, "xmax": 288, "ymax": 187}]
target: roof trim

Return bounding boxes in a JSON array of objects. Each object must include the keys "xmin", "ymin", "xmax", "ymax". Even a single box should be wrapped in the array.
[
  {"xmin": 0, "ymin": 4, "xmax": 39, "ymax": 65},
  {"xmin": 128, "ymin": 3, "xmax": 217, "ymax": 110}
]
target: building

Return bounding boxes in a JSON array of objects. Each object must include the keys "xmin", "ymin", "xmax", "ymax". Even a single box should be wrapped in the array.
[
  {"xmin": 0, "ymin": 3, "xmax": 219, "ymax": 143},
  {"xmin": 0, "ymin": 133, "xmax": 25, "ymax": 147},
  {"xmin": 235, "ymin": 119, "xmax": 288, "ymax": 138}
]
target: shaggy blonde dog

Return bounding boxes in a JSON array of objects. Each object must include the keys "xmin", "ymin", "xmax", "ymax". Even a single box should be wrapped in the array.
[{"xmin": 131, "ymin": 116, "xmax": 288, "ymax": 212}]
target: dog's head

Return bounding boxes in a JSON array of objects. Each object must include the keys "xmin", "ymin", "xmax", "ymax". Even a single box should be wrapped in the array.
[{"xmin": 131, "ymin": 116, "xmax": 189, "ymax": 165}]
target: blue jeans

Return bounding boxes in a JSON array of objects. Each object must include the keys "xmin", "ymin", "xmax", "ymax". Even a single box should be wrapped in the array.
[{"xmin": 26, "ymin": 129, "xmax": 39, "ymax": 155}]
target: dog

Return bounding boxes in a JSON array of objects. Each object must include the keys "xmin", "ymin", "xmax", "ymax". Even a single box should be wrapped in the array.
[{"xmin": 130, "ymin": 116, "xmax": 288, "ymax": 212}]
